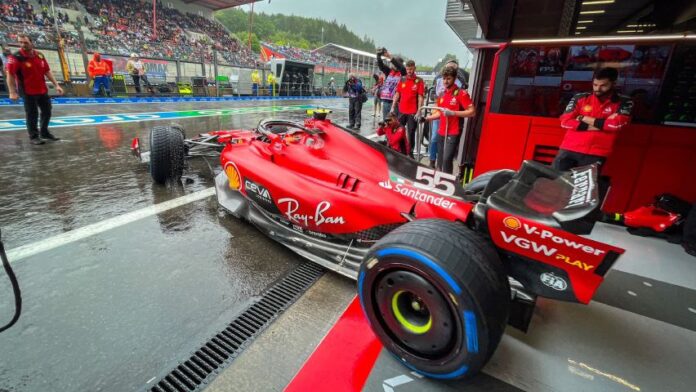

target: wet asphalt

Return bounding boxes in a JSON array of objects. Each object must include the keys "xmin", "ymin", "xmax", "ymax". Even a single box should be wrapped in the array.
[{"xmin": 0, "ymin": 98, "xmax": 377, "ymax": 392}]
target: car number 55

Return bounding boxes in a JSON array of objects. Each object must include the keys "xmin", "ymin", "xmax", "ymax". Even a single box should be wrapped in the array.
[{"xmin": 413, "ymin": 167, "xmax": 457, "ymax": 196}]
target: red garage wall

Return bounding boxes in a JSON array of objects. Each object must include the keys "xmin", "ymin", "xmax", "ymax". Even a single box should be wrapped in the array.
[{"xmin": 474, "ymin": 112, "xmax": 696, "ymax": 212}]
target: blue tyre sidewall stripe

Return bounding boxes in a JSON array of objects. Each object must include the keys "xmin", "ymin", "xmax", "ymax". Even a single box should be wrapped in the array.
[{"xmin": 359, "ymin": 247, "xmax": 481, "ymax": 379}]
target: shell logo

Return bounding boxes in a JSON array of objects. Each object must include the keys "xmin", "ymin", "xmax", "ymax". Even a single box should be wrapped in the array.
[
  {"xmin": 582, "ymin": 105, "xmax": 593, "ymax": 113},
  {"xmin": 503, "ymin": 216, "xmax": 521, "ymax": 230},
  {"xmin": 401, "ymin": 83, "xmax": 406, "ymax": 88}
]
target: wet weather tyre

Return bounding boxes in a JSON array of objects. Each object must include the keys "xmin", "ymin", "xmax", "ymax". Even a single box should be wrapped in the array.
[
  {"xmin": 149, "ymin": 126, "xmax": 185, "ymax": 184},
  {"xmin": 358, "ymin": 219, "xmax": 510, "ymax": 380}
]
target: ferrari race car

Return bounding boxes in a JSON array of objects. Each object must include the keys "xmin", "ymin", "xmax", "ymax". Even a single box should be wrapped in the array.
[{"xmin": 137, "ymin": 110, "xmax": 625, "ymax": 380}]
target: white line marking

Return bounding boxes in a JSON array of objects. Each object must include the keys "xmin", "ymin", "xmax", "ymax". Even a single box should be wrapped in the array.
[
  {"xmin": 146, "ymin": 377, "xmax": 156, "ymax": 384},
  {"xmin": 643, "ymin": 281, "xmax": 653, "ymax": 287},
  {"xmin": 627, "ymin": 290, "xmax": 637, "ymax": 297},
  {"xmin": 6, "ymin": 187, "xmax": 215, "ymax": 263},
  {"xmin": 688, "ymin": 307, "xmax": 696, "ymax": 314}
]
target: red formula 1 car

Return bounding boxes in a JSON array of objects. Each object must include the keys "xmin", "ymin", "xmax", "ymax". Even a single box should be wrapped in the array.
[{"xmin": 142, "ymin": 110, "xmax": 625, "ymax": 380}]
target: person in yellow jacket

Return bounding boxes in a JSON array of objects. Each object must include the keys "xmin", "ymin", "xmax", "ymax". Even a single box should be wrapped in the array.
[
  {"xmin": 267, "ymin": 72, "xmax": 277, "ymax": 96},
  {"xmin": 251, "ymin": 69, "xmax": 261, "ymax": 96},
  {"xmin": 88, "ymin": 53, "xmax": 111, "ymax": 97}
]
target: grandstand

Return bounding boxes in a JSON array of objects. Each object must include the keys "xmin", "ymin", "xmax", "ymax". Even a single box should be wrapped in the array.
[
  {"xmin": 1, "ymin": 0, "xmax": 259, "ymax": 68},
  {"xmin": 1, "ymin": 0, "xmax": 395, "ymax": 97}
]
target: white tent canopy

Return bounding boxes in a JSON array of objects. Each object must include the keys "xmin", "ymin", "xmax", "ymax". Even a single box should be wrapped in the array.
[{"xmin": 313, "ymin": 43, "xmax": 377, "ymax": 74}]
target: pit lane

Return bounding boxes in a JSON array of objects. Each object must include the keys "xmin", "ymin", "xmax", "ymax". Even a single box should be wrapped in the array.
[{"xmin": 0, "ymin": 98, "xmax": 368, "ymax": 392}]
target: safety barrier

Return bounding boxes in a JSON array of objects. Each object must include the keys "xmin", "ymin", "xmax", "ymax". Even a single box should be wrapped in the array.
[{"xmin": 0, "ymin": 95, "xmax": 343, "ymax": 106}]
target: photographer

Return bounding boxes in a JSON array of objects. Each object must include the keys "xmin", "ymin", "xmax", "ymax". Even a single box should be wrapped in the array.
[
  {"xmin": 343, "ymin": 74, "xmax": 366, "ymax": 129},
  {"xmin": 376, "ymin": 47, "xmax": 406, "ymax": 121},
  {"xmin": 377, "ymin": 113, "xmax": 409, "ymax": 155}
]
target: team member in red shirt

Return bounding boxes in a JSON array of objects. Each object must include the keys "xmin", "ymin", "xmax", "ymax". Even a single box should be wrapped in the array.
[
  {"xmin": 391, "ymin": 60, "xmax": 424, "ymax": 158},
  {"xmin": 6, "ymin": 34, "xmax": 64, "ymax": 145},
  {"xmin": 423, "ymin": 67, "xmax": 476, "ymax": 173},
  {"xmin": 376, "ymin": 113, "xmax": 409, "ymax": 155},
  {"xmin": 554, "ymin": 67, "xmax": 632, "ymax": 171}
]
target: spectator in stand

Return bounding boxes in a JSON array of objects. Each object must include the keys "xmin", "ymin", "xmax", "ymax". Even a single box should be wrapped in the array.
[
  {"xmin": 126, "ymin": 53, "xmax": 153, "ymax": 94},
  {"xmin": 343, "ymin": 73, "xmax": 365, "ymax": 129},
  {"xmin": 371, "ymin": 73, "xmax": 383, "ymax": 118},
  {"xmin": 377, "ymin": 112, "xmax": 409, "ymax": 155},
  {"xmin": 6, "ymin": 34, "xmax": 64, "ymax": 145},
  {"xmin": 391, "ymin": 60, "xmax": 424, "ymax": 158},
  {"xmin": 422, "ymin": 67, "xmax": 476, "ymax": 174},
  {"xmin": 88, "ymin": 52, "xmax": 111, "ymax": 96},
  {"xmin": 376, "ymin": 47, "xmax": 406, "ymax": 122}
]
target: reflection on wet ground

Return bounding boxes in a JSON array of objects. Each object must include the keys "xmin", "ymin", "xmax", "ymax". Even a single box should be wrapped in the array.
[{"xmin": 0, "ymin": 98, "xmax": 368, "ymax": 391}]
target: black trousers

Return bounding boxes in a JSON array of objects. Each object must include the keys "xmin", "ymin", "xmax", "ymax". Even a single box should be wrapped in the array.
[
  {"xmin": 399, "ymin": 113, "xmax": 417, "ymax": 157},
  {"xmin": 348, "ymin": 97, "xmax": 363, "ymax": 127},
  {"xmin": 552, "ymin": 149, "xmax": 606, "ymax": 172},
  {"xmin": 683, "ymin": 203, "xmax": 696, "ymax": 256},
  {"xmin": 132, "ymin": 74, "xmax": 153, "ymax": 93},
  {"xmin": 23, "ymin": 93, "xmax": 52, "ymax": 139},
  {"xmin": 437, "ymin": 134, "xmax": 460, "ymax": 174}
]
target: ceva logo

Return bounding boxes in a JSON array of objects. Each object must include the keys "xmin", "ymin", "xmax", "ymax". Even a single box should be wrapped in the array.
[{"xmin": 503, "ymin": 216, "xmax": 521, "ymax": 230}]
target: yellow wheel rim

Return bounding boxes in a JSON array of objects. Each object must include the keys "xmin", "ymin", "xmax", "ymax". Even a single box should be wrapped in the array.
[{"xmin": 391, "ymin": 290, "xmax": 432, "ymax": 335}]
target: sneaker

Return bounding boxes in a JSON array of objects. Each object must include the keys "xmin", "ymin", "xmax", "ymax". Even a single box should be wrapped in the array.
[
  {"xmin": 40, "ymin": 132, "xmax": 60, "ymax": 141},
  {"xmin": 30, "ymin": 138, "xmax": 45, "ymax": 145}
]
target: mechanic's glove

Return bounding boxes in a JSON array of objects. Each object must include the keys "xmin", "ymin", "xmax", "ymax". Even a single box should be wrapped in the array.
[
  {"xmin": 441, "ymin": 109, "xmax": 455, "ymax": 117},
  {"xmin": 416, "ymin": 115, "xmax": 426, "ymax": 124}
]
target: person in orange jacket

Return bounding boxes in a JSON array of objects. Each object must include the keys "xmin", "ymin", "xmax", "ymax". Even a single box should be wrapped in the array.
[{"xmin": 88, "ymin": 52, "xmax": 112, "ymax": 97}]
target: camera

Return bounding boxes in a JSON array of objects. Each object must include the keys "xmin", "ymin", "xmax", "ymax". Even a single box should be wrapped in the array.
[
  {"xmin": 377, "ymin": 47, "xmax": 387, "ymax": 56},
  {"xmin": 378, "ymin": 121, "xmax": 386, "ymax": 127}
]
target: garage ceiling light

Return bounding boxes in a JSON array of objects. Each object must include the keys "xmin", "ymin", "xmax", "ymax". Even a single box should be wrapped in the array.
[
  {"xmin": 582, "ymin": 0, "xmax": 615, "ymax": 5},
  {"xmin": 576, "ymin": 26, "xmax": 587, "ymax": 30},
  {"xmin": 580, "ymin": 10, "xmax": 606, "ymax": 14},
  {"xmin": 578, "ymin": 20, "xmax": 594, "ymax": 24},
  {"xmin": 617, "ymin": 30, "xmax": 644, "ymax": 33}
]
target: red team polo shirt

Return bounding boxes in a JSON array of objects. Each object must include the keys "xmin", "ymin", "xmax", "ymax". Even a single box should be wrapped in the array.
[
  {"xmin": 6, "ymin": 49, "xmax": 51, "ymax": 96},
  {"xmin": 396, "ymin": 75, "xmax": 424, "ymax": 115},
  {"xmin": 436, "ymin": 86, "xmax": 473, "ymax": 136},
  {"xmin": 559, "ymin": 92, "xmax": 632, "ymax": 157}
]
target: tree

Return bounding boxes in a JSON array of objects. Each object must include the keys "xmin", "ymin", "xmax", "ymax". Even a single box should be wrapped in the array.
[
  {"xmin": 215, "ymin": 8, "xmax": 377, "ymax": 53},
  {"xmin": 433, "ymin": 54, "xmax": 460, "ymax": 72}
]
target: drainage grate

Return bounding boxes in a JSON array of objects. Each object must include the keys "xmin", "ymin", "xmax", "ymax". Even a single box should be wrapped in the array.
[{"xmin": 148, "ymin": 262, "xmax": 325, "ymax": 392}]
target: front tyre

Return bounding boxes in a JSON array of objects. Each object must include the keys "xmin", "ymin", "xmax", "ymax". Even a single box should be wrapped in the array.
[
  {"xmin": 149, "ymin": 125, "xmax": 185, "ymax": 184},
  {"xmin": 358, "ymin": 219, "xmax": 510, "ymax": 379}
]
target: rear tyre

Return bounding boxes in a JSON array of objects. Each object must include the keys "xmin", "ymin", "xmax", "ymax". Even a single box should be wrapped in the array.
[
  {"xmin": 358, "ymin": 219, "xmax": 510, "ymax": 379},
  {"xmin": 149, "ymin": 126, "xmax": 185, "ymax": 184}
]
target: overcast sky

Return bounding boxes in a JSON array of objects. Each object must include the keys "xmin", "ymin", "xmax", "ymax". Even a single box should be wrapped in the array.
[{"xmin": 250, "ymin": 0, "xmax": 472, "ymax": 67}]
